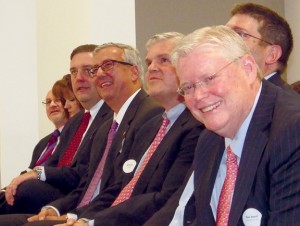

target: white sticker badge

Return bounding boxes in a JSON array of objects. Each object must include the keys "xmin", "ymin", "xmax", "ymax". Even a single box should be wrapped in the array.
[
  {"xmin": 242, "ymin": 208, "xmax": 262, "ymax": 226},
  {"xmin": 123, "ymin": 159, "xmax": 137, "ymax": 173}
]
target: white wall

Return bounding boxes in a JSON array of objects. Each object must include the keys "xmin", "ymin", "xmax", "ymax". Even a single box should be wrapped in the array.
[
  {"xmin": 285, "ymin": 0, "xmax": 300, "ymax": 84},
  {"xmin": 0, "ymin": 1, "xmax": 39, "ymax": 187},
  {"xmin": 0, "ymin": 0, "xmax": 136, "ymax": 186}
]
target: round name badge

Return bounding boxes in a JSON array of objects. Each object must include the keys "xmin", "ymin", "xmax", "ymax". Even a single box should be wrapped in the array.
[
  {"xmin": 123, "ymin": 159, "xmax": 137, "ymax": 173},
  {"xmin": 242, "ymin": 208, "xmax": 262, "ymax": 226}
]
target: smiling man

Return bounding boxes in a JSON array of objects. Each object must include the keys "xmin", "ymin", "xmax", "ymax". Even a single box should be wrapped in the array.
[
  {"xmin": 170, "ymin": 25, "xmax": 300, "ymax": 226},
  {"xmin": 146, "ymin": 25, "xmax": 300, "ymax": 226},
  {"xmin": 0, "ymin": 44, "xmax": 113, "ymax": 215}
]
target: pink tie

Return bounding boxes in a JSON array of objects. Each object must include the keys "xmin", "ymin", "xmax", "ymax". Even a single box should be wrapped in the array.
[
  {"xmin": 216, "ymin": 146, "xmax": 238, "ymax": 226},
  {"xmin": 112, "ymin": 116, "xmax": 170, "ymax": 206},
  {"xmin": 77, "ymin": 120, "xmax": 118, "ymax": 207},
  {"xmin": 57, "ymin": 112, "xmax": 91, "ymax": 167}
]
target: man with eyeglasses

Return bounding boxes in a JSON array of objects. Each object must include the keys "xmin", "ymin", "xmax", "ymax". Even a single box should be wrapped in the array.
[
  {"xmin": 226, "ymin": 2, "xmax": 296, "ymax": 94},
  {"xmin": 149, "ymin": 25, "xmax": 300, "ymax": 226},
  {"xmin": 0, "ymin": 42, "xmax": 164, "ymax": 226},
  {"xmin": 0, "ymin": 44, "xmax": 113, "ymax": 215},
  {"xmin": 0, "ymin": 89, "xmax": 68, "ymax": 206}
]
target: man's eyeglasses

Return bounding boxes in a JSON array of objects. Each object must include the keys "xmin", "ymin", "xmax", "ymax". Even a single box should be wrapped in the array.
[
  {"xmin": 42, "ymin": 99, "xmax": 62, "ymax": 106},
  {"xmin": 177, "ymin": 57, "xmax": 241, "ymax": 96},
  {"xmin": 88, "ymin": 60, "xmax": 133, "ymax": 77},
  {"xmin": 234, "ymin": 30, "xmax": 273, "ymax": 45}
]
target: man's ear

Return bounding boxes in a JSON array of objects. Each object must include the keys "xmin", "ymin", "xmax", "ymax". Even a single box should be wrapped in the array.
[
  {"xmin": 241, "ymin": 54, "xmax": 258, "ymax": 83},
  {"xmin": 265, "ymin": 45, "xmax": 282, "ymax": 65},
  {"xmin": 131, "ymin": 65, "xmax": 140, "ymax": 81}
]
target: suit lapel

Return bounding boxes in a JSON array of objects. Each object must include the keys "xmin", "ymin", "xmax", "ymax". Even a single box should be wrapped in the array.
[
  {"xmin": 121, "ymin": 115, "xmax": 162, "ymax": 184},
  {"xmin": 110, "ymin": 89, "xmax": 148, "ymax": 158},
  {"xmin": 133, "ymin": 109, "xmax": 191, "ymax": 194},
  {"xmin": 229, "ymin": 81, "xmax": 275, "ymax": 226},
  {"xmin": 195, "ymin": 131, "xmax": 224, "ymax": 225},
  {"xmin": 77, "ymin": 103, "xmax": 112, "ymax": 153}
]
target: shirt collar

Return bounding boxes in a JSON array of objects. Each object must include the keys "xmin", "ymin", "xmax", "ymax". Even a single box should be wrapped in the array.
[
  {"xmin": 114, "ymin": 88, "xmax": 141, "ymax": 125},
  {"xmin": 86, "ymin": 99, "xmax": 104, "ymax": 120},
  {"xmin": 225, "ymin": 82, "xmax": 262, "ymax": 159}
]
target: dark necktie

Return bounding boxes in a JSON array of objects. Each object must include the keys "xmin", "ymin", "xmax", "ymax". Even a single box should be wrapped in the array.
[
  {"xmin": 216, "ymin": 146, "xmax": 238, "ymax": 226},
  {"xmin": 77, "ymin": 120, "xmax": 118, "ymax": 207},
  {"xmin": 34, "ymin": 129, "xmax": 60, "ymax": 166},
  {"xmin": 57, "ymin": 112, "xmax": 91, "ymax": 167},
  {"xmin": 112, "ymin": 116, "xmax": 170, "ymax": 206}
]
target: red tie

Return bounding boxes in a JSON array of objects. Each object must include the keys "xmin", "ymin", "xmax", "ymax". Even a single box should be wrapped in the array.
[
  {"xmin": 34, "ymin": 129, "xmax": 60, "ymax": 166},
  {"xmin": 112, "ymin": 116, "xmax": 170, "ymax": 206},
  {"xmin": 77, "ymin": 120, "xmax": 118, "ymax": 207},
  {"xmin": 216, "ymin": 146, "xmax": 238, "ymax": 226},
  {"xmin": 57, "ymin": 112, "xmax": 91, "ymax": 167}
]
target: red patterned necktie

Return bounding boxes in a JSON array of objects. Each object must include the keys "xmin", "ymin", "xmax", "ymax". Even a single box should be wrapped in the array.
[
  {"xmin": 112, "ymin": 116, "xmax": 170, "ymax": 206},
  {"xmin": 34, "ymin": 129, "xmax": 60, "ymax": 166},
  {"xmin": 77, "ymin": 120, "xmax": 118, "ymax": 208},
  {"xmin": 57, "ymin": 112, "xmax": 91, "ymax": 167},
  {"xmin": 216, "ymin": 146, "xmax": 238, "ymax": 226}
]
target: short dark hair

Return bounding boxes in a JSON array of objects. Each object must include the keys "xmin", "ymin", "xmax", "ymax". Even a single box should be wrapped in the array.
[
  {"xmin": 231, "ymin": 3, "xmax": 293, "ymax": 71},
  {"xmin": 70, "ymin": 44, "xmax": 98, "ymax": 60}
]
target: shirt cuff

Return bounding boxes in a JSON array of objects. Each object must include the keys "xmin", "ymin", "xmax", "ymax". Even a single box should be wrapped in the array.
[
  {"xmin": 42, "ymin": 206, "xmax": 60, "ymax": 216},
  {"xmin": 67, "ymin": 213, "xmax": 78, "ymax": 220}
]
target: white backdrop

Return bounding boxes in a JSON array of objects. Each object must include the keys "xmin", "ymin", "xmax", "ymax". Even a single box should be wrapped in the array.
[{"xmin": 0, "ymin": 0, "xmax": 136, "ymax": 186}]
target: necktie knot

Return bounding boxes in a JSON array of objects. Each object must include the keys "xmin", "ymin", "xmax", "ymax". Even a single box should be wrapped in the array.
[
  {"xmin": 83, "ymin": 112, "xmax": 91, "ymax": 122},
  {"xmin": 53, "ymin": 129, "xmax": 60, "ymax": 137},
  {"xmin": 110, "ymin": 120, "xmax": 118, "ymax": 131},
  {"xmin": 226, "ymin": 147, "xmax": 237, "ymax": 163},
  {"xmin": 162, "ymin": 115, "xmax": 170, "ymax": 127}
]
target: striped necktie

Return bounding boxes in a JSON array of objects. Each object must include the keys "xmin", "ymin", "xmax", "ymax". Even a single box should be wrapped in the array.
[{"xmin": 112, "ymin": 116, "xmax": 170, "ymax": 206}]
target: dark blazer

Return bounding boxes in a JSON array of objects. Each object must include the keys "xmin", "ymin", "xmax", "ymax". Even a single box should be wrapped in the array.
[
  {"xmin": 43, "ymin": 102, "xmax": 113, "ymax": 192},
  {"xmin": 77, "ymin": 108, "xmax": 204, "ymax": 226},
  {"xmin": 8, "ymin": 102, "xmax": 113, "ymax": 214},
  {"xmin": 144, "ymin": 168, "xmax": 195, "ymax": 226},
  {"xmin": 194, "ymin": 80, "xmax": 300, "ymax": 226},
  {"xmin": 28, "ymin": 133, "xmax": 53, "ymax": 169},
  {"xmin": 47, "ymin": 89, "xmax": 164, "ymax": 215},
  {"xmin": 267, "ymin": 72, "xmax": 297, "ymax": 95}
]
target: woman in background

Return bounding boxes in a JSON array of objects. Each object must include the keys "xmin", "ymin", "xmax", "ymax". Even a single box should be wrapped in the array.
[{"xmin": 52, "ymin": 74, "xmax": 83, "ymax": 117}]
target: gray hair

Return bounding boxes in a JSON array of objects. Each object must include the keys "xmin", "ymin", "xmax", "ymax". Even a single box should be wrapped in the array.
[
  {"xmin": 146, "ymin": 32, "xmax": 184, "ymax": 49},
  {"xmin": 171, "ymin": 25, "xmax": 250, "ymax": 65},
  {"xmin": 94, "ymin": 42, "xmax": 144, "ymax": 79}
]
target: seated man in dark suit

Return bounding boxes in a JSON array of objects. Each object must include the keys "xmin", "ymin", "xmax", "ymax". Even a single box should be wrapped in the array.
[
  {"xmin": 0, "ymin": 86, "xmax": 69, "ymax": 211},
  {"xmin": 226, "ymin": 3, "xmax": 296, "ymax": 94},
  {"xmin": 0, "ymin": 44, "xmax": 113, "ymax": 214},
  {"xmin": 0, "ymin": 42, "xmax": 164, "ymax": 225},
  {"xmin": 0, "ymin": 35, "xmax": 205, "ymax": 226},
  {"xmin": 149, "ymin": 25, "xmax": 300, "ymax": 226}
]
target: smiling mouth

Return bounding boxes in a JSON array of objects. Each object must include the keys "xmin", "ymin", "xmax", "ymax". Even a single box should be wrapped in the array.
[
  {"xmin": 201, "ymin": 101, "xmax": 221, "ymax": 113},
  {"xmin": 100, "ymin": 81, "xmax": 112, "ymax": 88}
]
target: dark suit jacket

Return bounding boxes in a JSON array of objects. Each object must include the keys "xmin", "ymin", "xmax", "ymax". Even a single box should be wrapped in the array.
[
  {"xmin": 28, "ymin": 133, "xmax": 53, "ymax": 169},
  {"xmin": 267, "ymin": 72, "xmax": 297, "ymax": 95},
  {"xmin": 43, "ymin": 102, "xmax": 113, "ymax": 192},
  {"xmin": 194, "ymin": 80, "xmax": 300, "ymax": 226},
  {"xmin": 144, "ymin": 168, "xmax": 195, "ymax": 226},
  {"xmin": 8, "ymin": 102, "xmax": 113, "ymax": 214},
  {"xmin": 77, "ymin": 108, "xmax": 204, "ymax": 226},
  {"xmin": 47, "ymin": 89, "xmax": 164, "ymax": 215}
]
